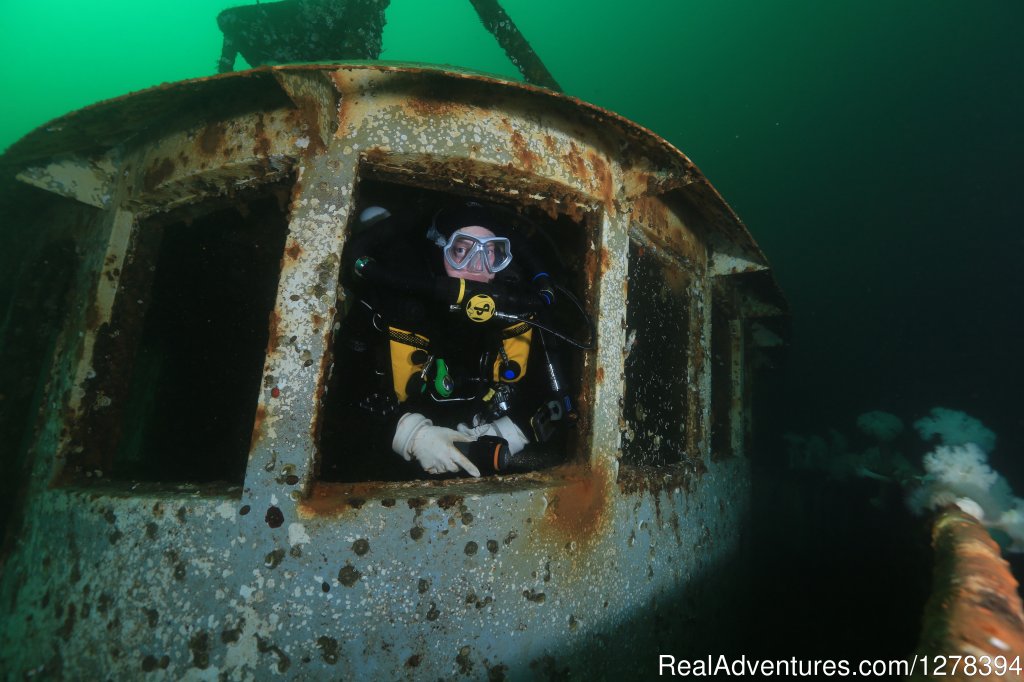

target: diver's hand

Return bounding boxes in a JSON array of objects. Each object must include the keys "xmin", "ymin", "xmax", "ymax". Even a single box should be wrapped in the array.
[
  {"xmin": 393, "ymin": 413, "xmax": 480, "ymax": 477},
  {"xmin": 457, "ymin": 416, "xmax": 530, "ymax": 455}
]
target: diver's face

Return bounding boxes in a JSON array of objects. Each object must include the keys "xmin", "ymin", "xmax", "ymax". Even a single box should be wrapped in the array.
[{"xmin": 444, "ymin": 225, "xmax": 496, "ymax": 282}]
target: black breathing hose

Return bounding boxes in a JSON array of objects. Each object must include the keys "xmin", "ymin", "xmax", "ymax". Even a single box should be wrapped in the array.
[
  {"xmin": 496, "ymin": 282, "xmax": 595, "ymax": 350},
  {"xmin": 355, "ymin": 256, "xmax": 595, "ymax": 350}
]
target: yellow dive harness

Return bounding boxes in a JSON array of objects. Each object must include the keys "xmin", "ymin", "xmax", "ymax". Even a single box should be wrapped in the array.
[{"xmin": 387, "ymin": 323, "xmax": 532, "ymax": 402}]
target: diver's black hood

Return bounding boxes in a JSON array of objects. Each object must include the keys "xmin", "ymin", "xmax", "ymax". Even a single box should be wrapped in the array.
[{"xmin": 429, "ymin": 202, "xmax": 514, "ymax": 244}]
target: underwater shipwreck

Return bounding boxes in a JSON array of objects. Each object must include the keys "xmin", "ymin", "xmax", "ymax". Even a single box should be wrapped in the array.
[
  {"xmin": 0, "ymin": 60, "xmax": 790, "ymax": 678},
  {"xmin": 2, "ymin": 53, "xmax": 1019, "ymax": 678}
]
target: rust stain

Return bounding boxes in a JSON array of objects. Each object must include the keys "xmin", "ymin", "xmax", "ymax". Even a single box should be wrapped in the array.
[
  {"xmin": 596, "ymin": 366, "xmax": 604, "ymax": 383},
  {"xmin": 599, "ymin": 247, "xmax": 610, "ymax": 275},
  {"xmin": 287, "ymin": 172, "xmax": 305, "ymax": 218},
  {"xmin": 253, "ymin": 114, "xmax": 271, "ymax": 158},
  {"xmin": 266, "ymin": 310, "xmax": 281, "ymax": 354},
  {"xmin": 633, "ymin": 196, "xmax": 669, "ymax": 238},
  {"xmin": 583, "ymin": 248, "xmax": 599, "ymax": 283},
  {"xmin": 142, "ymin": 158, "xmax": 175, "ymax": 192},
  {"xmin": 543, "ymin": 134, "xmax": 559, "ymax": 158},
  {"xmin": 509, "ymin": 130, "xmax": 540, "ymax": 173},
  {"xmin": 286, "ymin": 106, "xmax": 326, "ymax": 155},
  {"xmin": 198, "ymin": 123, "xmax": 227, "ymax": 157},
  {"xmin": 565, "ymin": 143, "xmax": 588, "ymax": 185},
  {"xmin": 634, "ymin": 195, "xmax": 699, "ymax": 259},
  {"xmin": 303, "ymin": 105, "xmax": 327, "ymax": 153},
  {"xmin": 334, "ymin": 88, "xmax": 355, "ymax": 136},
  {"xmin": 540, "ymin": 465, "xmax": 609, "ymax": 542},
  {"xmin": 587, "ymin": 151, "xmax": 615, "ymax": 216},
  {"xmin": 285, "ymin": 242, "xmax": 302, "ymax": 261},
  {"xmin": 401, "ymin": 94, "xmax": 461, "ymax": 121},
  {"xmin": 250, "ymin": 405, "xmax": 267, "ymax": 452},
  {"xmin": 298, "ymin": 483, "xmax": 385, "ymax": 517}
]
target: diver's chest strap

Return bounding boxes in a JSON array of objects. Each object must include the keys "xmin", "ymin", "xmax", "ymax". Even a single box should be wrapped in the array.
[{"xmin": 386, "ymin": 322, "xmax": 533, "ymax": 402}]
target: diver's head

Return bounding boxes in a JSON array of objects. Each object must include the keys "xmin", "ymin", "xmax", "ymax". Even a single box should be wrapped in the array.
[
  {"xmin": 428, "ymin": 203, "xmax": 513, "ymax": 283},
  {"xmin": 441, "ymin": 225, "xmax": 514, "ymax": 282}
]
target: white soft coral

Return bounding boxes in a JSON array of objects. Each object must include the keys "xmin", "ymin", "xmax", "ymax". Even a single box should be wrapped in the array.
[
  {"xmin": 922, "ymin": 442, "xmax": 999, "ymax": 490},
  {"xmin": 909, "ymin": 439, "xmax": 1024, "ymax": 551}
]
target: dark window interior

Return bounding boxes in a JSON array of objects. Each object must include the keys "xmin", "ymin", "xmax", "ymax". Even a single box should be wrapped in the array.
[
  {"xmin": 317, "ymin": 179, "xmax": 591, "ymax": 482},
  {"xmin": 70, "ymin": 184, "xmax": 290, "ymax": 484},
  {"xmin": 711, "ymin": 301, "xmax": 735, "ymax": 459},
  {"xmin": 621, "ymin": 238, "xmax": 691, "ymax": 467}
]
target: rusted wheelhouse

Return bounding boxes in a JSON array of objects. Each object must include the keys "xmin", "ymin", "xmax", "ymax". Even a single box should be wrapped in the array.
[{"xmin": 0, "ymin": 64, "xmax": 786, "ymax": 678}]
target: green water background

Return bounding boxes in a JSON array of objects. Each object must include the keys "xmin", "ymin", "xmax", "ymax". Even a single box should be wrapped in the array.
[
  {"xmin": 1, "ymin": 0, "xmax": 1022, "ymax": 653},
  {"xmin": 3, "ymin": 1, "xmax": 1020, "ymax": 444}
]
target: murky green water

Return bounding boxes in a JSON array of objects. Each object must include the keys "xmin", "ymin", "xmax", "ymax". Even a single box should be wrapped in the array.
[{"xmin": 1, "ymin": 0, "xmax": 1022, "ymax": 658}]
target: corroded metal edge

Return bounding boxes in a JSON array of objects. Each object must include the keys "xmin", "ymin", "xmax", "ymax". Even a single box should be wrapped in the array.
[{"xmin": 0, "ymin": 63, "xmax": 780, "ymax": 285}]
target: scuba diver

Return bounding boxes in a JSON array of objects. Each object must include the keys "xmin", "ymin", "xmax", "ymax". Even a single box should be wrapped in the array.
[{"xmin": 328, "ymin": 201, "xmax": 589, "ymax": 478}]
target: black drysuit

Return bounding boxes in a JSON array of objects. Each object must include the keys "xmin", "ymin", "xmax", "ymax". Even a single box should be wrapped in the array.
[{"xmin": 318, "ymin": 208, "xmax": 566, "ymax": 481}]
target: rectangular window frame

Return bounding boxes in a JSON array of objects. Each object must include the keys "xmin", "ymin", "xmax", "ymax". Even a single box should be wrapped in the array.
[
  {"xmin": 314, "ymin": 163, "xmax": 603, "ymax": 486},
  {"xmin": 59, "ymin": 181, "xmax": 293, "ymax": 490}
]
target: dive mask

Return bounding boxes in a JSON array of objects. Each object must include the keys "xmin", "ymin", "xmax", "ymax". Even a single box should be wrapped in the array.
[{"xmin": 443, "ymin": 231, "xmax": 513, "ymax": 274}]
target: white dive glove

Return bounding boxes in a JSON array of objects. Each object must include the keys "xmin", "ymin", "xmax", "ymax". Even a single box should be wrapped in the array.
[
  {"xmin": 456, "ymin": 416, "xmax": 530, "ymax": 455},
  {"xmin": 393, "ymin": 413, "xmax": 480, "ymax": 477}
]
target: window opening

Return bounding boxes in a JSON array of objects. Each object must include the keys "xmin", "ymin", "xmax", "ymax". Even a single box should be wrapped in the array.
[
  {"xmin": 317, "ymin": 179, "xmax": 591, "ymax": 482},
  {"xmin": 621, "ymin": 238, "xmax": 691, "ymax": 467},
  {"xmin": 67, "ymin": 184, "xmax": 291, "ymax": 484},
  {"xmin": 711, "ymin": 300, "xmax": 735, "ymax": 459}
]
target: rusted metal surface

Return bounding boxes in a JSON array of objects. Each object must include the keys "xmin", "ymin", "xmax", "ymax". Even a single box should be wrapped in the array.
[
  {"xmin": 1, "ymin": 70, "xmax": 295, "ymax": 167},
  {"xmin": 911, "ymin": 509, "xmax": 1024, "ymax": 681},
  {"xmin": 15, "ymin": 156, "xmax": 116, "ymax": 209},
  {"xmin": 0, "ymin": 64, "xmax": 786, "ymax": 679}
]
